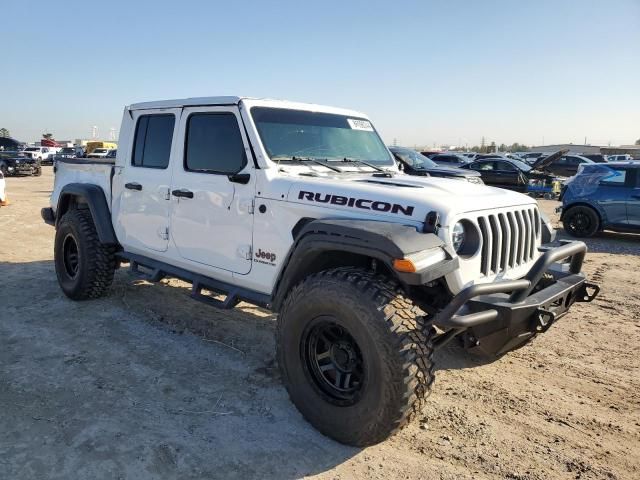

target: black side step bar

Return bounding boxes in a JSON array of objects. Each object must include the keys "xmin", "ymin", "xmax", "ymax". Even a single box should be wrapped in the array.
[{"xmin": 119, "ymin": 252, "xmax": 271, "ymax": 310}]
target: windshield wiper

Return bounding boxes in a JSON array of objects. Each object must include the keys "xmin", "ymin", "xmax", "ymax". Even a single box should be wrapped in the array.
[
  {"xmin": 271, "ymin": 156, "xmax": 343, "ymax": 173},
  {"xmin": 338, "ymin": 157, "xmax": 395, "ymax": 177}
]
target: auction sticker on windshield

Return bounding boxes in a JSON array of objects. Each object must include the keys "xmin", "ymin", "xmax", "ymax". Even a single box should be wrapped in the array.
[{"xmin": 347, "ymin": 119, "xmax": 374, "ymax": 131}]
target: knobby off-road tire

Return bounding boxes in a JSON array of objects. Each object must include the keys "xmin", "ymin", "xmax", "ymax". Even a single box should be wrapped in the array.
[
  {"xmin": 563, "ymin": 205, "xmax": 599, "ymax": 238},
  {"xmin": 54, "ymin": 209, "xmax": 117, "ymax": 300},
  {"xmin": 277, "ymin": 267, "xmax": 435, "ymax": 446}
]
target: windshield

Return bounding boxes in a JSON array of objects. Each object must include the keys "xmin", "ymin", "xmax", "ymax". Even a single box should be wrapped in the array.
[
  {"xmin": 390, "ymin": 147, "xmax": 437, "ymax": 169},
  {"xmin": 61, "ymin": 148, "xmax": 75, "ymax": 154},
  {"xmin": 251, "ymin": 107, "xmax": 394, "ymax": 166},
  {"xmin": 510, "ymin": 159, "xmax": 532, "ymax": 171},
  {"xmin": 94, "ymin": 149, "xmax": 108, "ymax": 153},
  {"xmin": 24, "ymin": 147, "xmax": 38, "ymax": 151}
]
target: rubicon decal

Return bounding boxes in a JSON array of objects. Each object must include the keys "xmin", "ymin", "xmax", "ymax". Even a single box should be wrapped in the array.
[{"xmin": 298, "ymin": 191, "xmax": 415, "ymax": 216}]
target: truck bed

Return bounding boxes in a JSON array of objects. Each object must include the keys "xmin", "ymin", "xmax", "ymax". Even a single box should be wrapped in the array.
[{"xmin": 51, "ymin": 158, "xmax": 115, "ymax": 213}]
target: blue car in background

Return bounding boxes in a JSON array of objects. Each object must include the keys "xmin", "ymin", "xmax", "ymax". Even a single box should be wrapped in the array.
[{"xmin": 560, "ymin": 162, "xmax": 640, "ymax": 237}]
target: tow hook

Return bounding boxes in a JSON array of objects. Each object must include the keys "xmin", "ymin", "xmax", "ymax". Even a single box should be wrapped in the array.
[
  {"xmin": 534, "ymin": 308, "xmax": 557, "ymax": 333},
  {"xmin": 580, "ymin": 282, "xmax": 600, "ymax": 303}
]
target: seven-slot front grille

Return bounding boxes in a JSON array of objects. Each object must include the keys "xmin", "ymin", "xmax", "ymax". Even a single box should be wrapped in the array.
[{"xmin": 476, "ymin": 207, "xmax": 540, "ymax": 276}]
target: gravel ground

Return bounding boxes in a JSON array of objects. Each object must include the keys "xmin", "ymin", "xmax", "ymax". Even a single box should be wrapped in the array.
[{"xmin": 1, "ymin": 168, "xmax": 638, "ymax": 479}]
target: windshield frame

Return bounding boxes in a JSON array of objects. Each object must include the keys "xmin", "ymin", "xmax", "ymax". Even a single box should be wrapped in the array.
[{"xmin": 249, "ymin": 106, "xmax": 395, "ymax": 168}]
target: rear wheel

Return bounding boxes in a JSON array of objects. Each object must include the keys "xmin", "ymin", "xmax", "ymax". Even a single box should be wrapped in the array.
[
  {"xmin": 277, "ymin": 267, "xmax": 435, "ymax": 446},
  {"xmin": 54, "ymin": 209, "xmax": 117, "ymax": 300},
  {"xmin": 563, "ymin": 205, "xmax": 599, "ymax": 237}
]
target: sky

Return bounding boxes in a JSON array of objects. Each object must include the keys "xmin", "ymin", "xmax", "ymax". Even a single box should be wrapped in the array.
[{"xmin": 1, "ymin": 0, "xmax": 639, "ymax": 148}]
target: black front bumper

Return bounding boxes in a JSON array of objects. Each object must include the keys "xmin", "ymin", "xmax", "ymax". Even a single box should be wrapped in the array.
[{"xmin": 432, "ymin": 241, "xmax": 599, "ymax": 356}]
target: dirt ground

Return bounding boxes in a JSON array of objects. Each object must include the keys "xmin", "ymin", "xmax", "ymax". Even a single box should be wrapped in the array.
[{"xmin": 1, "ymin": 168, "xmax": 638, "ymax": 480}]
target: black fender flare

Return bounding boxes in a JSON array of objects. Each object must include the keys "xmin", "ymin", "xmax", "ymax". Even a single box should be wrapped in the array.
[
  {"xmin": 271, "ymin": 219, "xmax": 457, "ymax": 311},
  {"xmin": 55, "ymin": 183, "xmax": 118, "ymax": 245}
]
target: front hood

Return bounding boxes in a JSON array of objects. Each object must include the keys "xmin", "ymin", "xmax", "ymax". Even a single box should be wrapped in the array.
[
  {"xmin": 283, "ymin": 172, "xmax": 536, "ymax": 226},
  {"xmin": 531, "ymin": 149, "xmax": 568, "ymax": 171}
]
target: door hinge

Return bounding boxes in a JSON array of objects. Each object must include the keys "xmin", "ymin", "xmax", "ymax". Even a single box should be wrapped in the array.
[
  {"xmin": 159, "ymin": 227, "xmax": 169, "ymax": 240},
  {"xmin": 240, "ymin": 198, "xmax": 255, "ymax": 214},
  {"xmin": 237, "ymin": 244, "xmax": 252, "ymax": 260}
]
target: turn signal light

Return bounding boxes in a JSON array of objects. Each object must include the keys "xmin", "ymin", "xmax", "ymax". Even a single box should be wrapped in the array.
[{"xmin": 393, "ymin": 258, "xmax": 416, "ymax": 273}]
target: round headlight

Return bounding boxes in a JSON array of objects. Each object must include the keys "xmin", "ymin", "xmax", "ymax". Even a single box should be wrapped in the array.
[{"xmin": 452, "ymin": 222, "xmax": 466, "ymax": 252}]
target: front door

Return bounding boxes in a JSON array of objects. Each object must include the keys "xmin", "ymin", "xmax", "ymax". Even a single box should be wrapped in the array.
[
  {"xmin": 595, "ymin": 166, "xmax": 631, "ymax": 227},
  {"xmin": 169, "ymin": 106, "xmax": 255, "ymax": 274},
  {"xmin": 116, "ymin": 108, "xmax": 180, "ymax": 252}
]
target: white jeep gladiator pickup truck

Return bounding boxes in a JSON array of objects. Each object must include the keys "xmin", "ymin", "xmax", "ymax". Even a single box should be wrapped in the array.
[{"xmin": 43, "ymin": 96, "xmax": 599, "ymax": 446}]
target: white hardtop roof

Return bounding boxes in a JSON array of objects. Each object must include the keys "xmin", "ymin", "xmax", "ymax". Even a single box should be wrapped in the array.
[{"xmin": 127, "ymin": 96, "xmax": 369, "ymax": 118}]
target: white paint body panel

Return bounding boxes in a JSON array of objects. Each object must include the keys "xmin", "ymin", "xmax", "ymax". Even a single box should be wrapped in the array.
[{"xmin": 51, "ymin": 97, "xmax": 541, "ymax": 297}]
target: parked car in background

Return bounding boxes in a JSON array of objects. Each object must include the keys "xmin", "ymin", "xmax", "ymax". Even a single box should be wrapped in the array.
[
  {"xmin": 22, "ymin": 146, "xmax": 56, "ymax": 164},
  {"xmin": 461, "ymin": 157, "xmax": 533, "ymax": 192},
  {"xmin": 0, "ymin": 151, "xmax": 42, "ymax": 176},
  {"xmin": 430, "ymin": 153, "xmax": 470, "ymax": 167},
  {"xmin": 541, "ymin": 154, "xmax": 594, "ymax": 177},
  {"xmin": 461, "ymin": 152, "xmax": 479, "ymax": 161},
  {"xmin": 560, "ymin": 162, "xmax": 640, "ymax": 237},
  {"xmin": 579, "ymin": 153, "xmax": 608, "ymax": 163},
  {"xmin": 461, "ymin": 152, "xmax": 566, "ymax": 196},
  {"xmin": 606, "ymin": 154, "xmax": 634, "ymax": 162},
  {"xmin": 51, "ymin": 146, "xmax": 84, "ymax": 162},
  {"xmin": 388, "ymin": 146, "xmax": 483, "ymax": 184},
  {"xmin": 87, "ymin": 148, "xmax": 113, "ymax": 158},
  {"xmin": 106, "ymin": 149, "xmax": 117, "ymax": 159}
]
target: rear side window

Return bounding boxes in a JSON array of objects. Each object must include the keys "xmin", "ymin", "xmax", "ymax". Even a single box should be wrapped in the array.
[
  {"xmin": 132, "ymin": 114, "xmax": 175, "ymax": 168},
  {"xmin": 184, "ymin": 113, "xmax": 246, "ymax": 174},
  {"xmin": 599, "ymin": 168, "xmax": 626, "ymax": 185}
]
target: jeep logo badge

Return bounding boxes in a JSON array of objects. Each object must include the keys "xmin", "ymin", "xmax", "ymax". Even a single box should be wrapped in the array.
[{"xmin": 254, "ymin": 248, "xmax": 277, "ymax": 266}]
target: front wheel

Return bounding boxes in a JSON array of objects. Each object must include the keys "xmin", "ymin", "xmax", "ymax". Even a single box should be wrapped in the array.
[
  {"xmin": 54, "ymin": 209, "xmax": 117, "ymax": 300},
  {"xmin": 563, "ymin": 205, "xmax": 599, "ymax": 237},
  {"xmin": 277, "ymin": 267, "xmax": 435, "ymax": 446}
]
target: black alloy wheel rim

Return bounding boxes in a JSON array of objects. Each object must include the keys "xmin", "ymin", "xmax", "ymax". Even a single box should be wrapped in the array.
[
  {"xmin": 568, "ymin": 212, "xmax": 590, "ymax": 235},
  {"xmin": 303, "ymin": 319, "xmax": 365, "ymax": 405},
  {"xmin": 62, "ymin": 234, "xmax": 80, "ymax": 278}
]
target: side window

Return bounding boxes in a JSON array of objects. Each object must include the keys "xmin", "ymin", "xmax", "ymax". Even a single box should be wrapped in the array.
[
  {"xmin": 478, "ymin": 162, "xmax": 495, "ymax": 171},
  {"xmin": 599, "ymin": 169, "xmax": 626, "ymax": 186},
  {"xmin": 496, "ymin": 161, "xmax": 515, "ymax": 171},
  {"xmin": 184, "ymin": 113, "xmax": 246, "ymax": 174},
  {"xmin": 132, "ymin": 114, "xmax": 175, "ymax": 169}
]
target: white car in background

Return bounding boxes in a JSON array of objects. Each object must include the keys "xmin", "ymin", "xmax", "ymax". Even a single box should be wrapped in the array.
[
  {"xmin": 607, "ymin": 154, "xmax": 634, "ymax": 162},
  {"xmin": 87, "ymin": 148, "xmax": 114, "ymax": 158},
  {"xmin": 23, "ymin": 146, "xmax": 56, "ymax": 162}
]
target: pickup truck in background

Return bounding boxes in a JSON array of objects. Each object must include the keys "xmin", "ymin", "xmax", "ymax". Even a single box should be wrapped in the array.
[
  {"xmin": 23, "ymin": 146, "xmax": 56, "ymax": 164},
  {"xmin": 42, "ymin": 96, "xmax": 599, "ymax": 446}
]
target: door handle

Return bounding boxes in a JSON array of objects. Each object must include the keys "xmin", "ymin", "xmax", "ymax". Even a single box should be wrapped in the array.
[
  {"xmin": 172, "ymin": 189, "xmax": 194, "ymax": 199},
  {"xmin": 125, "ymin": 182, "xmax": 142, "ymax": 191}
]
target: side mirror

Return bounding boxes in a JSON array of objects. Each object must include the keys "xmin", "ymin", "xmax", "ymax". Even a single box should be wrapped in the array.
[{"xmin": 228, "ymin": 173, "xmax": 250, "ymax": 184}]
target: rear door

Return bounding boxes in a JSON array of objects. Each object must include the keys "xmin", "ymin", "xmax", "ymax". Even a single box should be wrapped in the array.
[
  {"xmin": 169, "ymin": 106, "xmax": 255, "ymax": 274},
  {"xmin": 623, "ymin": 168, "xmax": 640, "ymax": 228},
  {"xmin": 494, "ymin": 160, "xmax": 522, "ymax": 190},
  {"xmin": 116, "ymin": 109, "xmax": 179, "ymax": 252}
]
